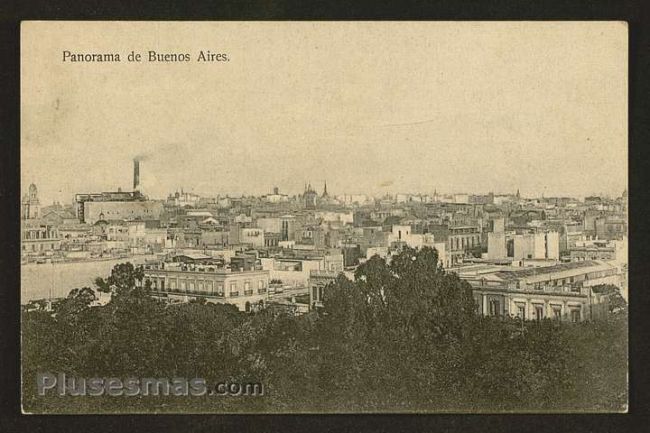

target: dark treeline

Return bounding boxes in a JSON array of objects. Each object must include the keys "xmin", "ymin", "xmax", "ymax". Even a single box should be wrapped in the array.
[{"xmin": 22, "ymin": 248, "xmax": 627, "ymax": 413}]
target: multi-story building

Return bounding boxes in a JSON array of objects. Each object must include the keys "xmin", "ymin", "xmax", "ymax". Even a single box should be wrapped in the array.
[
  {"xmin": 512, "ymin": 232, "xmax": 560, "ymax": 260},
  {"xmin": 447, "ymin": 225, "xmax": 481, "ymax": 265},
  {"xmin": 143, "ymin": 254, "xmax": 270, "ymax": 311},
  {"xmin": 21, "ymin": 220, "xmax": 61, "ymax": 259},
  {"xmin": 458, "ymin": 260, "xmax": 620, "ymax": 322},
  {"xmin": 568, "ymin": 238, "xmax": 627, "ymax": 263}
]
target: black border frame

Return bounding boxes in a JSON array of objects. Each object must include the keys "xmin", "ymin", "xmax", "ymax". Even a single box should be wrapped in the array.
[{"xmin": 1, "ymin": 1, "xmax": 649, "ymax": 432}]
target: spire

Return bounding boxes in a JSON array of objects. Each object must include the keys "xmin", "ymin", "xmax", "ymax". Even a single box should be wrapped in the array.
[{"xmin": 322, "ymin": 180, "xmax": 329, "ymax": 197}]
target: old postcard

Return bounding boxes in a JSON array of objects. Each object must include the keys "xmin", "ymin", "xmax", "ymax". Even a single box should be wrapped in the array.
[{"xmin": 20, "ymin": 21, "xmax": 628, "ymax": 413}]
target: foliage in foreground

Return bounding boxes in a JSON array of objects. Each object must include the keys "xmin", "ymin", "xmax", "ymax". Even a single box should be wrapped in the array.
[{"xmin": 22, "ymin": 249, "xmax": 627, "ymax": 413}]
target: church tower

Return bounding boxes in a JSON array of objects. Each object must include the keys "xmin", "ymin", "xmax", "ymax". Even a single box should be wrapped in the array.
[
  {"xmin": 304, "ymin": 182, "xmax": 317, "ymax": 210},
  {"xmin": 21, "ymin": 183, "xmax": 40, "ymax": 219}
]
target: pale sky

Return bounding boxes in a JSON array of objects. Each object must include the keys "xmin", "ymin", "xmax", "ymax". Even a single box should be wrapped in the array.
[{"xmin": 21, "ymin": 21, "xmax": 628, "ymax": 205}]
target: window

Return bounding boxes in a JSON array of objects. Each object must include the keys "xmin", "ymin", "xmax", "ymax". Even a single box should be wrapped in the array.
[
  {"xmin": 258, "ymin": 280, "xmax": 264, "ymax": 289},
  {"xmin": 570, "ymin": 309, "xmax": 581, "ymax": 323},
  {"xmin": 206, "ymin": 281, "xmax": 213, "ymax": 293},
  {"xmin": 552, "ymin": 306, "xmax": 562, "ymax": 320},
  {"xmin": 230, "ymin": 282, "xmax": 238, "ymax": 296},
  {"xmin": 516, "ymin": 304, "xmax": 526, "ymax": 319},
  {"xmin": 312, "ymin": 287, "xmax": 318, "ymax": 301},
  {"xmin": 489, "ymin": 300, "xmax": 501, "ymax": 316},
  {"xmin": 534, "ymin": 305, "xmax": 544, "ymax": 321}
]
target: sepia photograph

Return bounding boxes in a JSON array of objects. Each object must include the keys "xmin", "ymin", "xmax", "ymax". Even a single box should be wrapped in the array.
[{"xmin": 20, "ymin": 21, "xmax": 628, "ymax": 414}]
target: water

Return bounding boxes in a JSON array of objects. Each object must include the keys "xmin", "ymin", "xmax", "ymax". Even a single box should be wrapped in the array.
[{"xmin": 21, "ymin": 256, "xmax": 154, "ymax": 303}]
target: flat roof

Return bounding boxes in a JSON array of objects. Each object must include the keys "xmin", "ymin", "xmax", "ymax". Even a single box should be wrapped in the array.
[{"xmin": 494, "ymin": 260, "xmax": 611, "ymax": 280}]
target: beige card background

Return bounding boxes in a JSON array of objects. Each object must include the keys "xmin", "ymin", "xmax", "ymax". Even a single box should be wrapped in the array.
[{"xmin": 22, "ymin": 21, "xmax": 627, "ymax": 205}]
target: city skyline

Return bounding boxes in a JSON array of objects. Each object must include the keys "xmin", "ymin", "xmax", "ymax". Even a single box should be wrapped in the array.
[
  {"xmin": 22, "ymin": 22, "xmax": 627, "ymax": 205},
  {"xmin": 19, "ymin": 21, "xmax": 629, "ymax": 416}
]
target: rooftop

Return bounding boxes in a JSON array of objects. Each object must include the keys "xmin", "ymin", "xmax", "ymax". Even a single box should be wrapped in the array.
[{"xmin": 493, "ymin": 260, "xmax": 609, "ymax": 280}]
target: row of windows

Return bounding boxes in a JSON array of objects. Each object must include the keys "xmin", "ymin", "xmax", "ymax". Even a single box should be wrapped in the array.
[
  {"xmin": 22, "ymin": 242, "xmax": 59, "ymax": 251},
  {"xmin": 484, "ymin": 300, "xmax": 581, "ymax": 322},
  {"xmin": 450, "ymin": 235, "xmax": 480, "ymax": 251},
  {"xmin": 146, "ymin": 276, "xmax": 267, "ymax": 297},
  {"xmin": 312, "ymin": 285, "xmax": 325, "ymax": 302}
]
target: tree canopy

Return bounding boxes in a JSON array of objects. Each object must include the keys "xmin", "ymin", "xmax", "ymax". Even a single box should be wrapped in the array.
[{"xmin": 22, "ymin": 251, "xmax": 627, "ymax": 413}]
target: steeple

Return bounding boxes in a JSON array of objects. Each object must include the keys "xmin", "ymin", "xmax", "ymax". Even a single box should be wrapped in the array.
[{"xmin": 322, "ymin": 180, "xmax": 329, "ymax": 198}]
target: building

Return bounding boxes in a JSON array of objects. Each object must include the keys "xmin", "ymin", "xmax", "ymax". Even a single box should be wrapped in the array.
[
  {"xmin": 82, "ymin": 200, "xmax": 164, "ymax": 225},
  {"xmin": 487, "ymin": 232, "xmax": 507, "ymax": 259},
  {"xmin": 21, "ymin": 183, "xmax": 41, "ymax": 220},
  {"xmin": 143, "ymin": 255, "xmax": 270, "ymax": 311},
  {"xmin": 447, "ymin": 225, "xmax": 482, "ymax": 265},
  {"xmin": 21, "ymin": 220, "xmax": 61, "ymax": 259},
  {"xmin": 74, "ymin": 159, "xmax": 162, "ymax": 223},
  {"xmin": 260, "ymin": 250, "xmax": 344, "ymax": 287},
  {"xmin": 240, "ymin": 227, "xmax": 265, "ymax": 248},
  {"xmin": 303, "ymin": 183, "xmax": 318, "ymax": 210},
  {"xmin": 263, "ymin": 187, "xmax": 289, "ymax": 203},
  {"xmin": 512, "ymin": 232, "xmax": 560, "ymax": 260},
  {"xmin": 568, "ymin": 238, "xmax": 627, "ymax": 263},
  {"xmin": 41, "ymin": 208, "xmax": 78, "ymax": 226},
  {"xmin": 458, "ymin": 260, "xmax": 620, "ymax": 322},
  {"xmin": 308, "ymin": 269, "xmax": 355, "ymax": 308}
]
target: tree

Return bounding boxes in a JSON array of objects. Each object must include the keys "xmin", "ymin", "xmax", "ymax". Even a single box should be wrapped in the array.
[
  {"xmin": 591, "ymin": 284, "xmax": 628, "ymax": 314},
  {"xmin": 94, "ymin": 262, "xmax": 145, "ymax": 297}
]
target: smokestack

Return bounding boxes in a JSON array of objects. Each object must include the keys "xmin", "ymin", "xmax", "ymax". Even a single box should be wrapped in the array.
[{"xmin": 133, "ymin": 159, "xmax": 140, "ymax": 191}]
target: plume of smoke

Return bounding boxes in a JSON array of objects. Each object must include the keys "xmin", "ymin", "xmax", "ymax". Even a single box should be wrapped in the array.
[
  {"xmin": 133, "ymin": 153, "xmax": 151, "ymax": 162},
  {"xmin": 134, "ymin": 142, "xmax": 188, "ymax": 162}
]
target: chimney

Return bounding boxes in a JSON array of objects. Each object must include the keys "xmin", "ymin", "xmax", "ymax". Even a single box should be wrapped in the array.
[{"xmin": 133, "ymin": 159, "xmax": 140, "ymax": 191}]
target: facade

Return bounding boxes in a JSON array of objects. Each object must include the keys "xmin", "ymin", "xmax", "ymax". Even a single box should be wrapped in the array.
[
  {"xmin": 512, "ymin": 232, "xmax": 560, "ymax": 260},
  {"xmin": 261, "ymin": 252, "xmax": 344, "ymax": 287},
  {"xmin": 460, "ymin": 260, "xmax": 620, "ymax": 322},
  {"xmin": 83, "ymin": 200, "xmax": 164, "ymax": 225},
  {"xmin": 569, "ymin": 238, "xmax": 627, "ymax": 263},
  {"xmin": 240, "ymin": 227, "xmax": 265, "ymax": 248},
  {"xmin": 143, "ymin": 258, "xmax": 270, "ymax": 311},
  {"xmin": 308, "ymin": 270, "xmax": 340, "ymax": 308},
  {"xmin": 21, "ymin": 221, "xmax": 61, "ymax": 258},
  {"xmin": 448, "ymin": 225, "xmax": 482, "ymax": 265},
  {"xmin": 308, "ymin": 269, "xmax": 355, "ymax": 308}
]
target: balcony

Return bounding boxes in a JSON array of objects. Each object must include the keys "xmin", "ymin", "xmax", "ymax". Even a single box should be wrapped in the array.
[
  {"xmin": 258, "ymin": 288, "xmax": 267, "ymax": 294},
  {"xmin": 244, "ymin": 290, "xmax": 254, "ymax": 296},
  {"xmin": 151, "ymin": 287, "xmax": 227, "ymax": 298}
]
